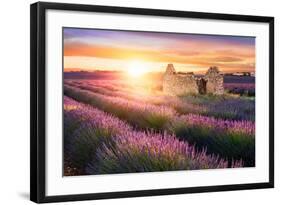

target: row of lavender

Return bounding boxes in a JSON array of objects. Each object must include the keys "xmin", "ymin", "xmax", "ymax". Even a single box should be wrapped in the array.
[
  {"xmin": 65, "ymin": 80, "xmax": 255, "ymax": 121},
  {"xmin": 64, "ymin": 96, "xmax": 242, "ymax": 175},
  {"xmin": 224, "ymin": 83, "xmax": 255, "ymax": 96},
  {"xmin": 64, "ymin": 85, "xmax": 255, "ymax": 166}
]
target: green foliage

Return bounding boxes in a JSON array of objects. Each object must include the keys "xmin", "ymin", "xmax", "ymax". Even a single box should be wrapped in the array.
[
  {"xmin": 170, "ymin": 121, "xmax": 255, "ymax": 166},
  {"xmin": 69, "ymin": 127, "xmax": 114, "ymax": 169}
]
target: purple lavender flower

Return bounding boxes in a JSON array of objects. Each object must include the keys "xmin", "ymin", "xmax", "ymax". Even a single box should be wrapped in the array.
[
  {"xmin": 64, "ymin": 96, "xmax": 242, "ymax": 175},
  {"xmin": 89, "ymin": 130, "xmax": 242, "ymax": 174},
  {"xmin": 64, "ymin": 85, "xmax": 255, "ymax": 167},
  {"xmin": 179, "ymin": 114, "xmax": 255, "ymax": 136}
]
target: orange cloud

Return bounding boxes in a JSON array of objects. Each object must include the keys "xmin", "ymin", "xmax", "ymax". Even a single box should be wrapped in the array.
[{"xmin": 64, "ymin": 40, "xmax": 255, "ymax": 73}]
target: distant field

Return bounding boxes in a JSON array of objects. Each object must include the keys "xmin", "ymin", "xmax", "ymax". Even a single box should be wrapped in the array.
[
  {"xmin": 65, "ymin": 72, "xmax": 255, "ymax": 96},
  {"xmin": 64, "ymin": 71, "xmax": 255, "ymax": 82},
  {"xmin": 224, "ymin": 75, "xmax": 255, "ymax": 96},
  {"xmin": 63, "ymin": 72, "xmax": 255, "ymax": 176}
]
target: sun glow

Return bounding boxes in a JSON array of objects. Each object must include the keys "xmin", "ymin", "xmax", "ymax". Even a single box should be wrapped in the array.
[{"xmin": 127, "ymin": 61, "xmax": 149, "ymax": 77}]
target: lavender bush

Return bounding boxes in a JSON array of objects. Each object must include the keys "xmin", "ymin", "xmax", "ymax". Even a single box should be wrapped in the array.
[
  {"xmin": 224, "ymin": 83, "xmax": 255, "ymax": 96},
  {"xmin": 170, "ymin": 114, "xmax": 255, "ymax": 166},
  {"xmin": 64, "ymin": 96, "xmax": 242, "ymax": 175},
  {"xmin": 180, "ymin": 94, "xmax": 255, "ymax": 121},
  {"xmin": 68, "ymin": 81, "xmax": 254, "ymax": 121},
  {"xmin": 64, "ymin": 96, "xmax": 131, "ymax": 170},
  {"xmin": 89, "ymin": 131, "xmax": 242, "ymax": 174},
  {"xmin": 64, "ymin": 85, "xmax": 176, "ymax": 130},
  {"xmin": 64, "ymin": 86, "xmax": 255, "ymax": 166}
]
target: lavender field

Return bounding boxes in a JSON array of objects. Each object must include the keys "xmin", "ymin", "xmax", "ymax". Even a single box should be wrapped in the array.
[
  {"xmin": 63, "ymin": 75, "xmax": 255, "ymax": 176},
  {"xmin": 63, "ymin": 28, "xmax": 256, "ymax": 176}
]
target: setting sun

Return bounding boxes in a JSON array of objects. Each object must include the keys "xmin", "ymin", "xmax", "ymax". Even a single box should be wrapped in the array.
[{"xmin": 127, "ymin": 61, "xmax": 149, "ymax": 77}]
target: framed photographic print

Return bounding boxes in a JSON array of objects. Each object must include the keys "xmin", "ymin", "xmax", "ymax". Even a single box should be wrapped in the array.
[{"xmin": 30, "ymin": 2, "xmax": 274, "ymax": 203}]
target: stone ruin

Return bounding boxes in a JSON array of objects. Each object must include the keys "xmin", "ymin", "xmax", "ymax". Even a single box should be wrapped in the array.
[{"xmin": 163, "ymin": 64, "xmax": 224, "ymax": 95}]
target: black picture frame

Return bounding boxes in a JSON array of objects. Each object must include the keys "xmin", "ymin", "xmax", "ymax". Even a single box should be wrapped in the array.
[{"xmin": 30, "ymin": 2, "xmax": 274, "ymax": 203}]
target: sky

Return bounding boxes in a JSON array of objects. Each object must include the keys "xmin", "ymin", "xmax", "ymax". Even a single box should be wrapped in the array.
[{"xmin": 63, "ymin": 28, "xmax": 255, "ymax": 74}]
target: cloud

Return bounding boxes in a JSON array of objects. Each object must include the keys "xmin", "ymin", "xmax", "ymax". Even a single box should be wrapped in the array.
[{"xmin": 63, "ymin": 29, "xmax": 255, "ymax": 72}]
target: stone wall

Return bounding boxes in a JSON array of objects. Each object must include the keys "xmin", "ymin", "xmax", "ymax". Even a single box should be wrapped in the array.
[
  {"xmin": 163, "ymin": 73, "xmax": 199, "ymax": 96},
  {"xmin": 163, "ymin": 64, "xmax": 224, "ymax": 96},
  {"xmin": 165, "ymin": 63, "xmax": 176, "ymax": 74},
  {"xmin": 204, "ymin": 66, "xmax": 224, "ymax": 95}
]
